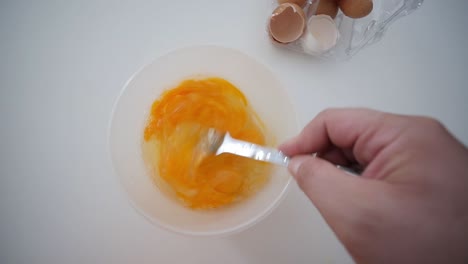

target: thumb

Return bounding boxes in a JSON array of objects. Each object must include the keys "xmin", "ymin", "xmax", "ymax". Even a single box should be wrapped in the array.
[{"xmin": 288, "ymin": 155, "xmax": 388, "ymax": 236}]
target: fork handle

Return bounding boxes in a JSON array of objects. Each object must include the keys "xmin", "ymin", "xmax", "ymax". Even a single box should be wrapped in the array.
[{"xmin": 216, "ymin": 133, "xmax": 290, "ymax": 166}]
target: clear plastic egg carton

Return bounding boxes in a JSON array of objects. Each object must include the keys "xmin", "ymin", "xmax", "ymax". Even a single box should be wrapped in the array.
[{"xmin": 268, "ymin": 0, "xmax": 424, "ymax": 60}]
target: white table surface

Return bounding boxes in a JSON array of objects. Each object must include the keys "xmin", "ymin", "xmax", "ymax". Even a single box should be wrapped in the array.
[{"xmin": 1, "ymin": 1, "xmax": 467, "ymax": 263}]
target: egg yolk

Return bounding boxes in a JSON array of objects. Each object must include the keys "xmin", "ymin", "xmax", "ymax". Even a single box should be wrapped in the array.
[{"xmin": 143, "ymin": 78, "xmax": 271, "ymax": 209}]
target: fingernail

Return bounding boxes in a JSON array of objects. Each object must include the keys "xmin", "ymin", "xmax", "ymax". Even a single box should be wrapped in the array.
[{"xmin": 288, "ymin": 156, "xmax": 309, "ymax": 176}]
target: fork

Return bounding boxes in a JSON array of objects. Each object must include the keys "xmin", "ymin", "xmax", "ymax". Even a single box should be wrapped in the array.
[
  {"xmin": 203, "ymin": 128, "xmax": 290, "ymax": 166},
  {"xmin": 202, "ymin": 128, "xmax": 362, "ymax": 175}
]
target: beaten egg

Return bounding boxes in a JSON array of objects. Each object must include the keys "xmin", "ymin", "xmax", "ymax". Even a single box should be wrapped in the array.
[{"xmin": 142, "ymin": 78, "xmax": 272, "ymax": 209}]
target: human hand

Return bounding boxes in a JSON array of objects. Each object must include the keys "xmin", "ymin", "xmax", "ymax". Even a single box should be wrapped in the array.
[{"xmin": 279, "ymin": 108, "xmax": 468, "ymax": 264}]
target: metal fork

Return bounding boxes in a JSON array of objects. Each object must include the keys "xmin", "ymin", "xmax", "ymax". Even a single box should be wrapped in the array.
[
  {"xmin": 203, "ymin": 128, "xmax": 362, "ymax": 175},
  {"xmin": 205, "ymin": 128, "xmax": 290, "ymax": 166}
]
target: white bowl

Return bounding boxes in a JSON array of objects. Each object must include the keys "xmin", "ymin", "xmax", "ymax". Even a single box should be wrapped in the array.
[{"xmin": 108, "ymin": 45, "xmax": 298, "ymax": 236}]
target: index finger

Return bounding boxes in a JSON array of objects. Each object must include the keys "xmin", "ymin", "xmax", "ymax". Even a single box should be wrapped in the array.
[{"xmin": 279, "ymin": 108, "xmax": 405, "ymax": 166}]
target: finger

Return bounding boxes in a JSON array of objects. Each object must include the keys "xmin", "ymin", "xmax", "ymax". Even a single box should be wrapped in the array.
[
  {"xmin": 280, "ymin": 108, "xmax": 382, "ymax": 155},
  {"xmin": 280, "ymin": 108, "xmax": 406, "ymax": 166},
  {"xmin": 319, "ymin": 147, "xmax": 352, "ymax": 166}
]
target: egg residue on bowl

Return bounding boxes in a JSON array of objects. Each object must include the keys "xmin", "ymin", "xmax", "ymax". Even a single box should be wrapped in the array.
[{"xmin": 142, "ymin": 78, "xmax": 272, "ymax": 209}]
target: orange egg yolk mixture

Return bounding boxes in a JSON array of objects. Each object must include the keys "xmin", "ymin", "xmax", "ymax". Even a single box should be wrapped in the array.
[{"xmin": 143, "ymin": 78, "xmax": 271, "ymax": 209}]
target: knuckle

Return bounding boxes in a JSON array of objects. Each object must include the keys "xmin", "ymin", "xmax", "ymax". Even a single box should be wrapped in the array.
[
  {"xmin": 415, "ymin": 116, "xmax": 446, "ymax": 132},
  {"xmin": 318, "ymin": 108, "xmax": 339, "ymax": 118}
]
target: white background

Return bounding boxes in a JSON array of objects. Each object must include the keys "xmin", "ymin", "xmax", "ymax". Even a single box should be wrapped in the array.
[{"xmin": 1, "ymin": 0, "xmax": 467, "ymax": 263}]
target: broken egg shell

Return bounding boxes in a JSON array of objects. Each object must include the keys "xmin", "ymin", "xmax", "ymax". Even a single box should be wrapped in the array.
[
  {"xmin": 301, "ymin": 15, "xmax": 339, "ymax": 55},
  {"xmin": 269, "ymin": 3, "xmax": 306, "ymax": 44}
]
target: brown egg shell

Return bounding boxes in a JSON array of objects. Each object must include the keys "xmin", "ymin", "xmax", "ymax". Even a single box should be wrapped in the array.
[
  {"xmin": 339, "ymin": 0, "xmax": 373, "ymax": 19},
  {"xmin": 316, "ymin": 0, "xmax": 339, "ymax": 18},
  {"xmin": 269, "ymin": 3, "xmax": 306, "ymax": 44}
]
